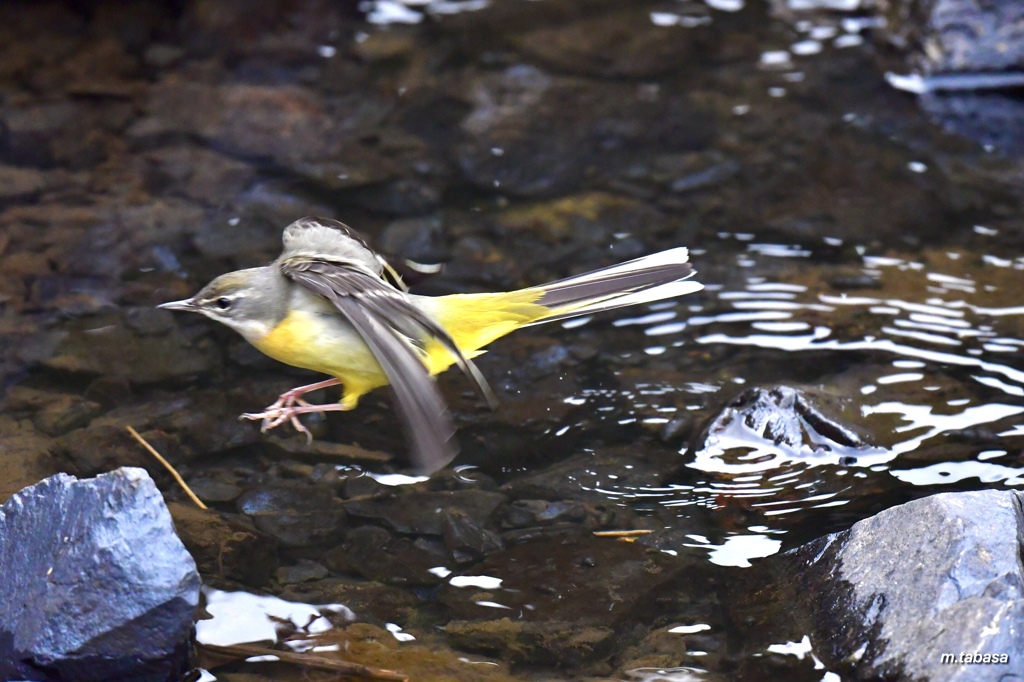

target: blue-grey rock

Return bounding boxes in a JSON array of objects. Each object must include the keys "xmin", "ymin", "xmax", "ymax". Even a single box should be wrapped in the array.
[
  {"xmin": 730, "ymin": 490, "xmax": 1024, "ymax": 681},
  {"xmin": 831, "ymin": 490, "xmax": 1024, "ymax": 680},
  {"xmin": 879, "ymin": 0, "xmax": 1024, "ymax": 74},
  {"xmin": 0, "ymin": 467, "xmax": 200, "ymax": 681}
]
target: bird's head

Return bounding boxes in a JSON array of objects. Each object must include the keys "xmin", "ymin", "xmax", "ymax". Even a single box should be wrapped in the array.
[{"xmin": 159, "ymin": 267, "xmax": 286, "ymax": 342}]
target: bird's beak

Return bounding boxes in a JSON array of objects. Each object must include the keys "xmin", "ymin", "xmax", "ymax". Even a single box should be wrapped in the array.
[{"xmin": 158, "ymin": 298, "xmax": 198, "ymax": 312}]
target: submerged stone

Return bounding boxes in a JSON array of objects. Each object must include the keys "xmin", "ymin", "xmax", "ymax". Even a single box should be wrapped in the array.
[
  {"xmin": 237, "ymin": 481, "xmax": 346, "ymax": 548},
  {"xmin": 0, "ymin": 467, "xmax": 199, "ymax": 681}
]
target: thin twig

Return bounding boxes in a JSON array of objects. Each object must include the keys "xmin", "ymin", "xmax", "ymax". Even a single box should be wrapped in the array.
[
  {"xmin": 593, "ymin": 529, "xmax": 654, "ymax": 538},
  {"xmin": 196, "ymin": 641, "xmax": 409, "ymax": 681},
  {"xmin": 126, "ymin": 425, "xmax": 207, "ymax": 510}
]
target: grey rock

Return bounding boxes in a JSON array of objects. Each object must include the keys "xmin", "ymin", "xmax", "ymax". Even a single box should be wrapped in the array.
[
  {"xmin": 0, "ymin": 468, "xmax": 200, "ymax": 681},
  {"xmin": 831, "ymin": 490, "xmax": 1024, "ymax": 680},
  {"xmin": 879, "ymin": 0, "xmax": 1024, "ymax": 74},
  {"xmin": 919, "ymin": 91, "xmax": 1024, "ymax": 155},
  {"xmin": 731, "ymin": 490, "xmax": 1024, "ymax": 681}
]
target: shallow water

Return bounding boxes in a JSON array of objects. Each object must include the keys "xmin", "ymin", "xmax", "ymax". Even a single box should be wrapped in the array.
[{"xmin": 2, "ymin": 0, "xmax": 1024, "ymax": 680}]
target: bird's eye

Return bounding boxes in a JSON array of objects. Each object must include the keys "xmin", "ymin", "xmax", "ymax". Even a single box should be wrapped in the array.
[{"xmin": 216, "ymin": 297, "xmax": 232, "ymax": 310}]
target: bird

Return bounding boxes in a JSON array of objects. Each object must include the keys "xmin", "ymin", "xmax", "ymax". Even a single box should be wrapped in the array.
[{"xmin": 160, "ymin": 216, "xmax": 703, "ymax": 474}]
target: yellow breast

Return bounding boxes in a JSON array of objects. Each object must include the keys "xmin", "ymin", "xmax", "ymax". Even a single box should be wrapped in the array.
[{"xmin": 252, "ymin": 309, "xmax": 380, "ymax": 382}]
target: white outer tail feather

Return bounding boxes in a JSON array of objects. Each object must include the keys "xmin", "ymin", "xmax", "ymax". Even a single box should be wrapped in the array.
[{"xmin": 527, "ymin": 247, "xmax": 703, "ymax": 326}]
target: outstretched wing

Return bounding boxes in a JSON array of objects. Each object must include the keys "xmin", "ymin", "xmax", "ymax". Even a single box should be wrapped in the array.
[
  {"xmin": 279, "ymin": 256, "xmax": 491, "ymax": 474},
  {"xmin": 281, "ymin": 216, "xmax": 408, "ymax": 291}
]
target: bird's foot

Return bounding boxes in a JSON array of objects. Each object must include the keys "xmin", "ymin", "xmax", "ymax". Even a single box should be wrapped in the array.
[{"xmin": 240, "ymin": 401, "xmax": 317, "ymax": 444}]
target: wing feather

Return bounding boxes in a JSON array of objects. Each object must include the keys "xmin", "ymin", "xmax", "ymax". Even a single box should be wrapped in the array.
[{"xmin": 280, "ymin": 256, "xmax": 493, "ymax": 473}]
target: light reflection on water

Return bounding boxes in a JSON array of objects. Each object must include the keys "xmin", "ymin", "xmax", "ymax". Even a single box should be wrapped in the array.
[
  {"xmin": 195, "ymin": 588, "xmax": 353, "ymax": 647},
  {"xmin": 563, "ymin": 245, "xmax": 1024, "ymax": 566}
]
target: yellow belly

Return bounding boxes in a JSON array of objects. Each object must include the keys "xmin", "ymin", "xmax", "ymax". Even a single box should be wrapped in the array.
[
  {"xmin": 252, "ymin": 309, "xmax": 385, "ymax": 398},
  {"xmin": 250, "ymin": 289, "xmax": 549, "ymax": 408}
]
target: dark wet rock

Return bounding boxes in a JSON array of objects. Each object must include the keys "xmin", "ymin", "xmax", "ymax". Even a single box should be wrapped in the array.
[
  {"xmin": 455, "ymin": 66, "xmax": 714, "ymax": 198},
  {"xmin": 288, "ymin": 140, "xmax": 397, "ymax": 191},
  {"xmin": 501, "ymin": 499, "xmax": 615, "ymax": 530},
  {"xmin": 131, "ymin": 79, "xmax": 393, "ymax": 193},
  {"xmin": 327, "ymin": 525, "xmax": 445, "ymax": 586},
  {"xmin": 446, "ymin": 619, "xmax": 614, "ymax": 668},
  {"xmin": 144, "ymin": 146, "xmax": 256, "ymax": 205},
  {"xmin": 729, "ymin": 490, "xmax": 1024, "ymax": 681},
  {"xmin": 142, "ymin": 44, "xmax": 185, "ymax": 69},
  {"xmin": 0, "ymin": 468, "xmax": 199, "ymax": 682},
  {"xmin": 207, "ymin": 181, "xmax": 334, "ymax": 254},
  {"xmin": 169, "ymin": 502, "xmax": 278, "ymax": 587},
  {"xmin": 664, "ymin": 152, "xmax": 741, "ymax": 194},
  {"xmin": 613, "ymin": 627, "xmax": 689, "ymax": 674},
  {"xmin": 493, "ymin": 192, "xmax": 670, "ymax": 249},
  {"xmin": 442, "ymin": 537, "xmax": 690, "ymax": 667},
  {"xmin": 276, "ymin": 559, "xmax": 329, "ymax": 585},
  {"xmin": 82, "ymin": 375, "xmax": 134, "ymax": 409},
  {"xmin": 692, "ymin": 385, "xmax": 884, "ymax": 462},
  {"xmin": 351, "ymin": 29, "xmax": 417, "ymax": 63},
  {"xmin": 179, "ymin": 0, "xmax": 357, "ymax": 57},
  {"xmin": 130, "ymin": 79, "xmax": 332, "ymax": 161},
  {"xmin": 123, "ymin": 307, "xmax": 177, "ymax": 336},
  {"xmin": 192, "ymin": 213, "xmax": 284, "ymax": 261},
  {"xmin": 346, "ymin": 175, "xmax": 445, "ymax": 216},
  {"xmin": 440, "ymin": 536, "xmax": 681, "ymax": 627},
  {"xmin": 0, "ymin": 166, "xmax": 54, "ymax": 201},
  {"xmin": 501, "ymin": 445, "xmax": 674, "ymax": 505},
  {"xmin": 343, "ymin": 490, "xmax": 506, "ymax": 536},
  {"xmin": 237, "ymin": 482, "xmax": 346, "ymax": 548},
  {"xmin": 659, "ymin": 414, "xmax": 697, "ymax": 444},
  {"xmin": 0, "ymin": 101, "xmax": 79, "ymax": 167},
  {"xmin": 184, "ymin": 475, "xmax": 244, "ymax": 504},
  {"xmin": 0, "ymin": 417, "xmax": 59, "ymax": 503},
  {"xmin": 110, "ymin": 391, "xmax": 262, "ymax": 458},
  {"xmin": 53, "ymin": 391, "xmax": 260, "ymax": 476},
  {"xmin": 55, "ymin": 424, "xmax": 154, "ymax": 478},
  {"xmin": 511, "ymin": 7, "xmax": 700, "ymax": 78},
  {"xmin": 279, "ymin": 577, "xmax": 419, "ymax": 625},
  {"xmin": 750, "ymin": 128, "xmax": 950, "ymax": 244},
  {"xmin": 442, "ymin": 507, "xmax": 505, "ymax": 563},
  {"xmin": 3, "ymin": 386, "xmax": 102, "ymax": 437},
  {"xmin": 500, "ymin": 522, "xmax": 592, "ymax": 546},
  {"xmin": 378, "ymin": 215, "xmax": 449, "ymax": 265},
  {"xmin": 829, "ymin": 272, "xmax": 883, "ymax": 290},
  {"xmin": 918, "ymin": 91, "xmax": 1024, "ymax": 156},
  {"xmin": 879, "ymin": 0, "xmax": 1024, "ymax": 74},
  {"xmin": 42, "ymin": 312, "xmax": 219, "ymax": 384}
]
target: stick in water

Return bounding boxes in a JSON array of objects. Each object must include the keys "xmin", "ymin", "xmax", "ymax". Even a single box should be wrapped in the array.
[{"xmin": 126, "ymin": 425, "xmax": 208, "ymax": 510}]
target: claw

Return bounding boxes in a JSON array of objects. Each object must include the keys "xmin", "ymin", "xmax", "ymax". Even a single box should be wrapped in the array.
[
  {"xmin": 240, "ymin": 379, "xmax": 345, "ymax": 444},
  {"xmin": 240, "ymin": 404, "xmax": 319, "ymax": 444}
]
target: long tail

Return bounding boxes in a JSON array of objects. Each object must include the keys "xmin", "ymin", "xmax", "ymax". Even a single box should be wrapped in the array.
[
  {"xmin": 527, "ymin": 247, "xmax": 703, "ymax": 325},
  {"xmin": 418, "ymin": 247, "xmax": 702, "ymax": 371}
]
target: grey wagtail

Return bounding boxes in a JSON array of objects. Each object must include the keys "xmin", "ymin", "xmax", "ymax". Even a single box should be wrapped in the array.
[{"xmin": 160, "ymin": 217, "xmax": 703, "ymax": 474}]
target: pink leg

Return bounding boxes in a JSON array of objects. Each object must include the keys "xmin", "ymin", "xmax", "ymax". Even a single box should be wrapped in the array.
[
  {"xmin": 240, "ymin": 378, "xmax": 342, "ymax": 443},
  {"xmin": 267, "ymin": 378, "xmax": 342, "ymax": 410}
]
